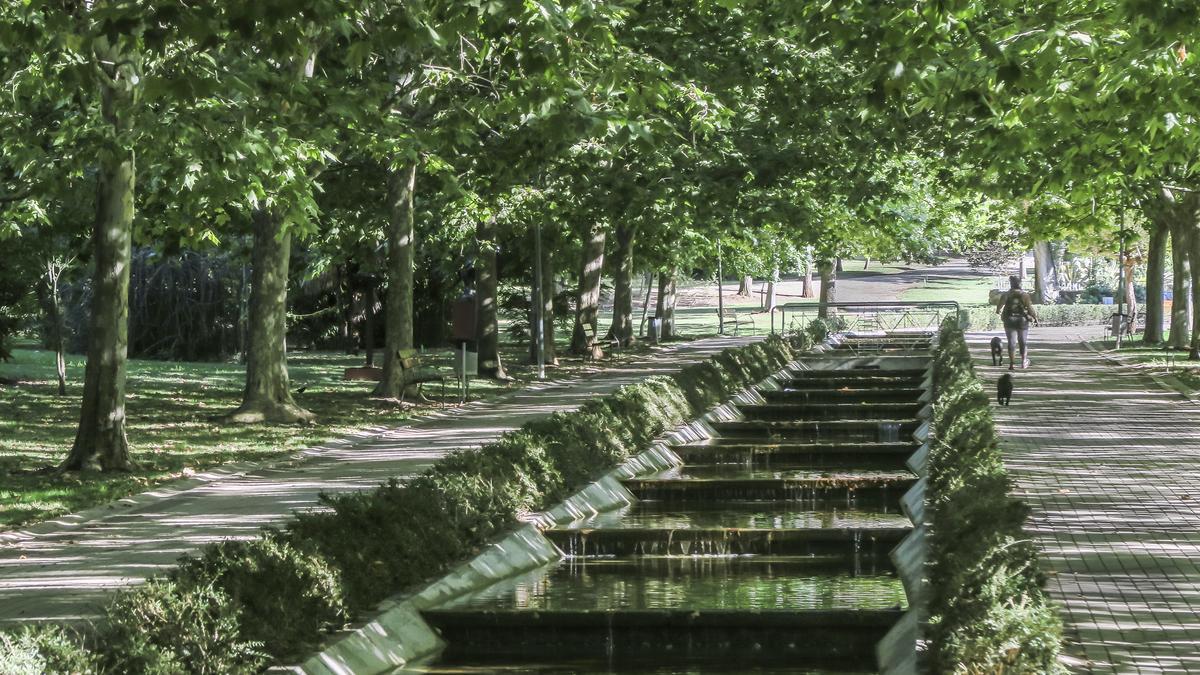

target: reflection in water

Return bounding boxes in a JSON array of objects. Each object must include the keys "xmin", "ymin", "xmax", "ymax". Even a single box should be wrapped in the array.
[{"xmin": 440, "ymin": 558, "xmax": 907, "ymax": 612}]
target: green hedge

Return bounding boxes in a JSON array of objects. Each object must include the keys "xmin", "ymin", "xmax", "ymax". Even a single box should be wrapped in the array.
[
  {"xmin": 961, "ymin": 303, "xmax": 1113, "ymax": 331},
  {"xmin": 0, "ymin": 336, "xmax": 794, "ymax": 674},
  {"xmin": 927, "ymin": 317, "xmax": 1063, "ymax": 674}
]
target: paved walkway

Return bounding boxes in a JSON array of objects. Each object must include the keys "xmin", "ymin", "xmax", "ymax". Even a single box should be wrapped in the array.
[
  {"xmin": 0, "ymin": 336, "xmax": 750, "ymax": 626},
  {"xmin": 972, "ymin": 327, "xmax": 1200, "ymax": 673}
]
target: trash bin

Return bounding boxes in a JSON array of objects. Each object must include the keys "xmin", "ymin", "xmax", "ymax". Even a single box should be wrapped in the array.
[
  {"xmin": 452, "ymin": 349, "xmax": 478, "ymax": 378},
  {"xmin": 647, "ymin": 317, "xmax": 661, "ymax": 344},
  {"xmin": 1110, "ymin": 312, "xmax": 1128, "ymax": 338}
]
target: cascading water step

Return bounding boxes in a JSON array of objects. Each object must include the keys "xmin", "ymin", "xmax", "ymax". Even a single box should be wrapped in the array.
[
  {"xmin": 422, "ymin": 608, "xmax": 902, "ymax": 671},
  {"xmin": 737, "ymin": 402, "xmax": 922, "ymax": 422},
  {"xmin": 784, "ymin": 367, "xmax": 928, "ymax": 379},
  {"xmin": 425, "ymin": 556, "xmax": 907, "ymax": 613},
  {"xmin": 543, "ymin": 526, "xmax": 910, "ymax": 558},
  {"xmin": 555, "ymin": 503, "xmax": 911, "ymax": 530},
  {"xmin": 760, "ymin": 387, "xmax": 926, "ymax": 404},
  {"xmin": 710, "ymin": 418, "xmax": 920, "ymax": 442},
  {"xmin": 623, "ymin": 474, "xmax": 916, "ymax": 504},
  {"xmin": 828, "ymin": 342, "xmax": 932, "ymax": 352},
  {"xmin": 673, "ymin": 440, "xmax": 918, "ymax": 468}
]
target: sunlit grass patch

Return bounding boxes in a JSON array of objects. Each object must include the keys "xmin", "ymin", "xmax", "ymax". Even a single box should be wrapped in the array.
[{"xmin": 0, "ymin": 344, "xmax": 562, "ymax": 529}]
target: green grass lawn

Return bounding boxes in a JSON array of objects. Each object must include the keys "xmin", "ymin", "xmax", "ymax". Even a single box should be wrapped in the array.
[
  {"xmin": 0, "ymin": 341, "xmax": 606, "ymax": 530},
  {"xmin": 1086, "ymin": 338, "xmax": 1200, "ymax": 390},
  {"xmin": 901, "ymin": 275, "xmax": 996, "ymax": 305}
]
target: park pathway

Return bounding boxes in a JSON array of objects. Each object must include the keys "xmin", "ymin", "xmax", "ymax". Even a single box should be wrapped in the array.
[
  {"xmin": 0, "ymin": 336, "xmax": 750, "ymax": 626},
  {"xmin": 973, "ymin": 327, "xmax": 1200, "ymax": 673}
]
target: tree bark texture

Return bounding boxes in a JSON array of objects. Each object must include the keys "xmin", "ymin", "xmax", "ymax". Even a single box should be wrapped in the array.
[
  {"xmin": 229, "ymin": 210, "xmax": 314, "ymax": 423},
  {"xmin": 801, "ymin": 254, "xmax": 814, "ymax": 298},
  {"xmin": 64, "ymin": 108, "xmax": 135, "ymax": 471},
  {"xmin": 605, "ymin": 223, "xmax": 636, "ymax": 346},
  {"xmin": 37, "ymin": 264, "xmax": 68, "ymax": 396},
  {"xmin": 1032, "ymin": 241, "xmax": 1060, "ymax": 304},
  {"xmin": 1122, "ymin": 253, "xmax": 1138, "ymax": 325},
  {"xmin": 656, "ymin": 269, "xmax": 677, "ymax": 339},
  {"xmin": 571, "ymin": 223, "xmax": 606, "ymax": 354},
  {"xmin": 475, "ymin": 217, "xmax": 505, "ymax": 378},
  {"xmin": 1169, "ymin": 215, "xmax": 1192, "ymax": 349},
  {"xmin": 1144, "ymin": 217, "xmax": 1167, "ymax": 344},
  {"xmin": 737, "ymin": 274, "xmax": 753, "ymax": 297},
  {"xmin": 375, "ymin": 162, "xmax": 418, "ymax": 398},
  {"xmin": 765, "ymin": 268, "xmax": 779, "ymax": 310},
  {"xmin": 818, "ymin": 259, "xmax": 837, "ymax": 319}
]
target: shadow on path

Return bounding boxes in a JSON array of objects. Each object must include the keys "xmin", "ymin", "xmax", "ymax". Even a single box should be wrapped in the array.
[
  {"xmin": 970, "ymin": 328, "xmax": 1200, "ymax": 674},
  {"xmin": 0, "ymin": 337, "xmax": 751, "ymax": 626}
]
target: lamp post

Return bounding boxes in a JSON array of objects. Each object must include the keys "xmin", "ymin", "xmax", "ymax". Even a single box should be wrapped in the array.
[
  {"xmin": 534, "ymin": 222, "xmax": 545, "ymax": 380},
  {"xmin": 716, "ymin": 240, "xmax": 724, "ymax": 336}
]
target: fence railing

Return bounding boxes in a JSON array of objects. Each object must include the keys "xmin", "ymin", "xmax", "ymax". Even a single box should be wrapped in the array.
[{"xmin": 769, "ymin": 301, "xmax": 962, "ymax": 335}]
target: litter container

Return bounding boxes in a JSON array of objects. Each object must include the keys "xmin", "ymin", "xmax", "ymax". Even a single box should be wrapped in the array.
[{"xmin": 647, "ymin": 317, "xmax": 661, "ymax": 344}]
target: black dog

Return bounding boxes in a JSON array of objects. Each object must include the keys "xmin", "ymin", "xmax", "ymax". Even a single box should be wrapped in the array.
[
  {"xmin": 997, "ymin": 373, "xmax": 1013, "ymax": 406},
  {"xmin": 990, "ymin": 336, "xmax": 1004, "ymax": 367}
]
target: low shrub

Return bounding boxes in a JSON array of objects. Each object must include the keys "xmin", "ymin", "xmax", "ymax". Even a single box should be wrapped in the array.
[
  {"xmin": 961, "ymin": 303, "xmax": 1113, "ymax": 331},
  {"xmin": 170, "ymin": 536, "xmax": 350, "ymax": 660},
  {"xmin": 927, "ymin": 316, "xmax": 1063, "ymax": 674},
  {"xmin": 98, "ymin": 580, "xmax": 264, "ymax": 674},
  {"xmin": 0, "ymin": 626, "xmax": 96, "ymax": 675},
  {"xmin": 5, "ymin": 336, "xmax": 796, "ymax": 674},
  {"xmin": 803, "ymin": 316, "xmax": 848, "ymax": 344}
]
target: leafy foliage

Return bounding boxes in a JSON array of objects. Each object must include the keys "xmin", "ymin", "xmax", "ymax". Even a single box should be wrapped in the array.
[
  {"xmin": 2, "ymin": 337, "xmax": 793, "ymax": 671},
  {"xmin": 928, "ymin": 317, "xmax": 1063, "ymax": 673}
]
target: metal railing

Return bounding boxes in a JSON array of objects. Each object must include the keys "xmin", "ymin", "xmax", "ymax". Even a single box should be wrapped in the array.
[{"xmin": 769, "ymin": 301, "xmax": 962, "ymax": 335}]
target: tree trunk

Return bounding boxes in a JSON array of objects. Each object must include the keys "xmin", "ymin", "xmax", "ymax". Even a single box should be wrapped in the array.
[
  {"xmin": 374, "ymin": 162, "xmax": 417, "ymax": 399},
  {"xmin": 605, "ymin": 223, "xmax": 636, "ymax": 346},
  {"xmin": 1122, "ymin": 253, "xmax": 1138, "ymax": 326},
  {"xmin": 63, "ymin": 92, "xmax": 135, "ymax": 471},
  {"xmin": 37, "ymin": 266, "xmax": 68, "ymax": 396},
  {"xmin": 801, "ymin": 251, "xmax": 814, "ymax": 298},
  {"xmin": 656, "ymin": 269, "xmax": 677, "ymax": 339},
  {"xmin": 571, "ymin": 223, "xmax": 606, "ymax": 354},
  {"xmin": 1032, "ymin": 241, "xmax": 1060, "ymax": 304},
  {"xmin": 1189, "ymin": 226, "xmax": 1200, "ymax": 358},
  {"xmin": 1169, "ymin": 216, "xmax": 1191, "ymax": 349},
  {"xmin": 475, "ymin": 217, "xmax": 506, "ymax": 378},
  {"xmin": 835, "ymin": 257, "xmax": 844, "ymax": 273},
  {"xmin": 1018, "ymin": 254, "xmax": 1027, "ymax": 282},
  {"xmin": 737, "ymin": 274, "xmax": 753, "ymax": 297},
  {"xmin": 818, "ymin": 259, "xmax": 837, "ymax": 319},
  {"xmin": 228, "ymin": 210, "xmax": 314, "ymax": 423},
  {"xmin": 765, "ymin": 268, "xmax": 779, "ymax": 310},
  {"xmin": 863, "ymin": 257, "xmax": 870, "ymax": 270},
  {"xmin": 637, "ymin": 270, "xmax": 653, "ymax": 341},
  {"xmin": 363, "ymin": 286, "xmax": 376, "ymax": 367},
  {"xmin": 1144, "ymin": 218, "xmax": 1167, "ymax": 344}
]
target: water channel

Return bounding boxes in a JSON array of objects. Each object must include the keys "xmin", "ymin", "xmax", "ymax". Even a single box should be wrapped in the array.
[{"xmin": 409, "ymin": 335, "xmax": 930, "ymax": 674}]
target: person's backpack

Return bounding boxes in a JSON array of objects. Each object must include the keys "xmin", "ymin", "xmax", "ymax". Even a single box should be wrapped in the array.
[{"xmin": 1002, "ymin": 292, "xmax": 1027, "ymax": 320}]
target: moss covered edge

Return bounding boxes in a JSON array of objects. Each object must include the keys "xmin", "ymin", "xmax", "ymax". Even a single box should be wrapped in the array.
[{"xmin": 0, "ymin": 336, "xmax": 794, "ymax": 674}]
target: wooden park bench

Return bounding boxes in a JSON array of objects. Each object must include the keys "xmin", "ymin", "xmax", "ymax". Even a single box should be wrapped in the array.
[
  {"xmin": 343, "ymin": 348, "xmax": 451, "ymax": 404},
  {"xmin": 719, "ymin": 307, "xmax": 756, "ymax": 335}
]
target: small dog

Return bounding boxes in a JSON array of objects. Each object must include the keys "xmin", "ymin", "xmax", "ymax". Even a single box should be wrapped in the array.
[
  {"xmin": 990, "ymin": 336, "xmax": 1004, "ymax": 367},
  {"xmin": 997, "ymin": 373, "xmax": 1013, "ymax": 406}
]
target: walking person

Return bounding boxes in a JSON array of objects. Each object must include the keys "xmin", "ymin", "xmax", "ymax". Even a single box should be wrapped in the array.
[{"xmin": 997, "ymin": 275, "xmax": 1038, "ymax": 370}]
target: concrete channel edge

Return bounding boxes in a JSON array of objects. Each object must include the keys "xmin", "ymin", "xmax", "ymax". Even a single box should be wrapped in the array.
[{"xmin": 285, "ymin": 356, "xmax": 799, "ymax": 675}]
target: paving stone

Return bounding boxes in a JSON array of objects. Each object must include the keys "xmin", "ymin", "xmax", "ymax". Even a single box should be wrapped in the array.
[
  {"xmin": 972, "ymin": 327, "xmax": 1200, "ymax": 674},
  {"xmin": 0, "ymin": 336, "xmax": 752, "ymax": 626}
]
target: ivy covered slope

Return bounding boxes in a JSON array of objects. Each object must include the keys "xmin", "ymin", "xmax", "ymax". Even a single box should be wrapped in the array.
[
  {"xmin": 0, "ymin": 337, "xmax": 793, "ymax": 674},
  {"xmin": 928, "ymin": 317, "xmax": 1063, "ymax": 673}
]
